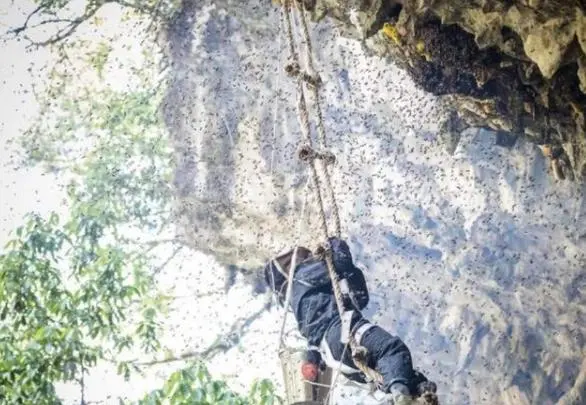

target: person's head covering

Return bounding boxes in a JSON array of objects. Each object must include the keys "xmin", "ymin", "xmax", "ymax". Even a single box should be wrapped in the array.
[{"xmin": 264, "ymin": 246, "xmax": 312, "ymax": 304}]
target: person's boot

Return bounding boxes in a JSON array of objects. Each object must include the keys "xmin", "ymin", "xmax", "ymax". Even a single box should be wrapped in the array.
[
  {"xmin": 416, "ymin": 381, "xmax": 438, "ymax": 405},
  {"xmin": 390, "ymin": 382, "xmax": 414, "ymax": 405}
]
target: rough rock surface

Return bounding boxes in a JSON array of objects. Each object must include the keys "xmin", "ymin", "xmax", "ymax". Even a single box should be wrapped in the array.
[
  {"xmin": 159, "ymin": 1, "xmax": 586, "ymax": 404},
  {"xmin": 300, "ymin": 0, "xmax": 586, "ymax": 182}
]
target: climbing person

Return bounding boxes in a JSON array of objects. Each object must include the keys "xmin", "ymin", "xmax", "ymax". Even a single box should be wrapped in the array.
[{"xmin": 265, "ymin": 237, "xmax": 438, "ymax": 405}]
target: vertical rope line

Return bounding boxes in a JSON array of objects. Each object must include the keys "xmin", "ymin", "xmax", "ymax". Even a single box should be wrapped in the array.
[
  {"xmin": 292, "ymin": 0, "xmax": 342, "ymax": 238},
  {"xmin": 281, "ymin": 0, "xmax": 383, "ymax": 386}
]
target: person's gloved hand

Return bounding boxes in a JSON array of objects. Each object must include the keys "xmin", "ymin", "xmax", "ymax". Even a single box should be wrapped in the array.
[{"xmin": 301, "ymin": 361, "xmax": 319, "ymax": 382}]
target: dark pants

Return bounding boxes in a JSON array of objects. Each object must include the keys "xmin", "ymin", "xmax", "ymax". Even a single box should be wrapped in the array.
[{"xmin": 323, "ymin": 314, "xmax": 428, "ymax": 395}]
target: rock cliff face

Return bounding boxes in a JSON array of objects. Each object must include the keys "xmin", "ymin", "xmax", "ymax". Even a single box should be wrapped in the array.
[
  {"xmin": 159, "ymin": 1, "xmax": 586, "ymax": 404},
  {"xmin": 295, "ymin": 0, "xmax": 586, "ymax": 183}
]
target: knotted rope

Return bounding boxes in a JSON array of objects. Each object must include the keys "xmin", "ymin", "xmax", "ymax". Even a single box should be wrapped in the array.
[{"xmin": 281, "ymin": 0, "xmax": 383, "ymax": 387}]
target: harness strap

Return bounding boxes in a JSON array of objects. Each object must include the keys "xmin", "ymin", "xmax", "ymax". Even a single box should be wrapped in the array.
[
  {"xmin": 271, "ymin": 254, "xmax": 312, "ymax": 288},
  {"xmin": 340, "ymin": 310, "xmax": 354, "ymax": 344},
  {"xmin": 354, "ymin": 323, "xmax": 376, "ymax": 346},
  {"xmin": 272, "ymin": 254, "xmax": 291, "ymax": 278},
  {"xmin": 320, "ymin": 336, "xmax": 361, "ymax": 375},
  {"xmin": 339, "ymin": 278, "xmax": 364, "ymax": 312},
  {"xmin": 320, "ymin": 321, "xmax": 378, "ymax": 382},
  {"xmin": 339, "ymin": 278, "xmax": 350, "ymax": 294}
]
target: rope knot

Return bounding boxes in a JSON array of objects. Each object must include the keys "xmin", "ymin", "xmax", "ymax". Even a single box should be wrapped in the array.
[
  {"xmin": 351, "ymin": 344, "xmax": 368, "ymax": 363},
  {"xmin": 351, "ymin": 343, "xmax": 384, "ymax": 387},
  {"xmin": 285, "ymin": 62, "xmax": 322, "ymax": 88},
  {"xmin": 298, "ymin": 145, "xmax": 336, "ymax": 165},
  {"xmin": 313, "ymin": 241, "xmax": 331, "ymax": 260},
  {"xmin": 301, "ymin": 71, "xmax": 322, "ymax": 88},
  {"xmin": 285, "ymin": 61, "xmax": 301, "ymax": 77}
]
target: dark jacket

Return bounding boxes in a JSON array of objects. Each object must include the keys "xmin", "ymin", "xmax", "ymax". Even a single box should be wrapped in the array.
[
  {"xmin": 266, "ymin": 239, "xmax": 433, "ymax": 396},
  {"xmin": 266, "ymin": 237, "xmax": 369, "ymax": 347}
]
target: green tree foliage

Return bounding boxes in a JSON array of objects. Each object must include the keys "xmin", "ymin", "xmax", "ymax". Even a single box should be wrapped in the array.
[
  {"xmin": 20, "ymin": 27, "xmax": 174, "ymax": 236},
  {"xmin": 135, "ymin": 363, "xmax": 282, "ymax": 405},
  {"xmin": 1, "ymin": 2, "xmax": 282, "ymax": 403},
  {"xmin": 26, "ymin": 84, "xmax": 174, "ymax": 234},
  {"xmin": 0, "ymin": 207, "xmax": 281, "ymax": 404},
  {"xmin": 0, "ymin": 210, "xmax": 161, "ymax": 404},
  {"xmin": 1, "ymin": 19, "xmax": 173, "ymax": 401}
]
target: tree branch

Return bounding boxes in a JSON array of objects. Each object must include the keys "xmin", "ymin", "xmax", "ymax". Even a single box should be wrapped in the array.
[
  {"xmin": 6, "ymin": 3, "xmax": 44, "ymax": 36},
  {"xmin": 169, "ymin": 290, "xmax": 224, "ymax": 300},
  {"xmin": 6, "ymin": 3, "xmax": 96, "ymax": 48},
  {"xmin": 6, "ymin": 1, "xmax": 137, "ymax": 48},
  {"xmin": 132, "ymin": 305, "xmax": 267, "ymax": 366},
  {"xmin": 142, "ymin": 238, "xmax": 186, "ymax": 247},
  {"xmin": 80, "ymin": 365, "xmax": 86, "ymax": 405},
  {"xmin": 141, "ymin": 237, "xmax": 191, "ymax": 255},
  {"xmin": 142, "ymin": 0, "xmax": 164, "ymax": 40},
  {"xmin": 6, "ymin": 0, "xmax": 170, "ymax": 48},
  {"xmin": 152, "ymin": 246, "xmax": 183, "ymax": 275},
  {"xmin": 30, "ymin": 9, "xmax": 98, "ymax": 48}
]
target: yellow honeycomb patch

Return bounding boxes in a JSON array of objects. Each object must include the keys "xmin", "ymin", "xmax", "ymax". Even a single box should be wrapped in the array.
[{"xmin": 382, "ymin": 23, "xmax": 401, "ymax": 45}]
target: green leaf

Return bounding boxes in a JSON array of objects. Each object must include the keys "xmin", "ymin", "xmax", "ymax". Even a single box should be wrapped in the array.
[
  {"xmin": 0, "ymin": 3, "xmax": 249, "ymax": 403},
  {"xmin": 117, "ymin": 361, "xmax": 132, "ymax": 382}
]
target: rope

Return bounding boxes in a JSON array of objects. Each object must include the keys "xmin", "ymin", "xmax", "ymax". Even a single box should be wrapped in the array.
[
  {"xmin": 276, "ymin": 175, "xmax": 311, "ymax": 350},
  {"xmin": 277, "ymin": 247, "xmax": 299, "ymax": 348},
  {"xmin": 324, "ymin": 343, "xmax": 349, "ymax": 405},
  {"xmin": 293, "ymin": 0, "xmax": 341, "ymax": 238},
  {"xmin": 273, "ymin": 11, "xmax": 313, "ymax": 354},
  {"xmin": 281, "ymin": 0, "xmax": 384, "ymax": 389},
  {"xmin": 276, "ymin": 5, "xmax": 439, "ymax": 405},
  {"xmin": 282, "ymin": 0, "xmax": 332, "ymax": 239}
]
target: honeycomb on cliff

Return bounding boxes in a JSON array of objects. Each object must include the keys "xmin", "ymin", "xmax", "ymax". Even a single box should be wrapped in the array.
[{"xmin": 298, "ymin": 0, "xmax": 586, "ymax": 181}]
